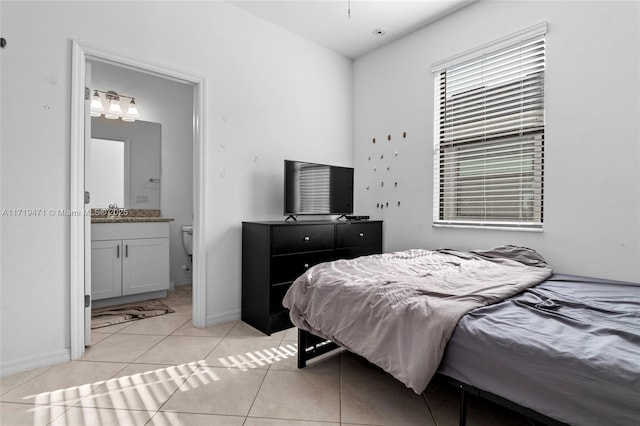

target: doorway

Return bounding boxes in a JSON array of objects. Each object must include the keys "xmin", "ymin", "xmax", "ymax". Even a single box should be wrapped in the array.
[{"xmin": 70, "ymin": 41, "xmax": 207, "ymax": 359}]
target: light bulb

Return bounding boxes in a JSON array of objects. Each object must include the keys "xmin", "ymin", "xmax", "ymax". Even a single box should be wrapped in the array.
[
  {"xmin": 105, "ymin": 94, "xmax": 122, "ymax": 119},
  {"xmin": 90, "ymin": 91, "xmax": 104, "ymax": 117},
  {"xmin": 122, "ymin": 98, "xmax": 139, "ymax": 122}
]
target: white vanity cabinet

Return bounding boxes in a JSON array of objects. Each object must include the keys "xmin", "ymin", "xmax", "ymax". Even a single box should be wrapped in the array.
[
  {"xmin": 91, "ymin": 240, "xmax": 123, "ymax": 300},
  {"xmin": 91, "ymin": 222, "xmax": 170, "ymax": 302}
]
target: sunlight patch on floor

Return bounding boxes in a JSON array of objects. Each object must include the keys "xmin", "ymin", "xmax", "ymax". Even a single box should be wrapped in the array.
[{"xmin": 19, "ymin": 344, "xmax": 298, "ymax": 425}]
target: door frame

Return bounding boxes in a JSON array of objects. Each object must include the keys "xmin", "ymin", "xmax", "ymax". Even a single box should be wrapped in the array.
[{"xmin": 70, "ymin": 40, "xmax": 207, "ymax": 359}]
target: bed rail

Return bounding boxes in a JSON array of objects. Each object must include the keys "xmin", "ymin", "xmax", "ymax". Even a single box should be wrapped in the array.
[
  {"xmin": 297, "ymin": 329, "xmax": 568, "ymax": 426},
  {"xmin": 437, "ymin": 375, "xmax": 569, "ymax": 426},
  {"xmin": 297, "ymin": 328, "xmax": 339, "ymax": 368}
]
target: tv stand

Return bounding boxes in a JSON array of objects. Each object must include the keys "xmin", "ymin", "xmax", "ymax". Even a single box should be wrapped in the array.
[{"xmin": 284, "ymin": 215, "xmax": 298, "ymax": 222}]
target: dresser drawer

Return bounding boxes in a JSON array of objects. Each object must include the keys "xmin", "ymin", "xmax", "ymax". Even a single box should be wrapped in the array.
[
  {"xmin": 336, "ymin": 222, "xmax": 382, "ymax": 249},
  {"xmin": 271, "ymin": 250, "xmax": 335, "ymax": 284},
  {"xmin": 270, "ymin": 282, "xmax": 292, "ymax": 313},
  {"xmin": 271, "ymin": 224, "xmax": 334, "ymax": 254},
  {"xmin": 270, "ymin": 311, "xmax": 293, "ymax": 332}
]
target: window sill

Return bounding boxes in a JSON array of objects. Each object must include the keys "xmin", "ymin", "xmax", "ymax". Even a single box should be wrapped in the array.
[{"xmin": 433, "ymin": 222, "xmax": 543, "ymax": 233}]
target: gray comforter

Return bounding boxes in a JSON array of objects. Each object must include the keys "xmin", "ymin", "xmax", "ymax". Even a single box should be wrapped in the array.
[{"xmin": 283, "ymin": 245, "xmax": 552, "ymax": 393}]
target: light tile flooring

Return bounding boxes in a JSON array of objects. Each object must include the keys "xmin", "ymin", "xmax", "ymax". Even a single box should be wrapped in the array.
[{"xmin": 1, "ymin": 286, "xmax": 529, "ymax": 426}]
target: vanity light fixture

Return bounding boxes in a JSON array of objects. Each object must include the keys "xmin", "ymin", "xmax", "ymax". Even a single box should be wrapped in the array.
[{"xmin": 90, "ymin": 90, "xmax": 140, "ymax": 122}]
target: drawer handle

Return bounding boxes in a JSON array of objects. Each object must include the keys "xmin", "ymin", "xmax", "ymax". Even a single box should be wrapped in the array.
[
  {"xmin": 359, "ymin": 233, "xmax": 364, "ymax": 237},
  {"xmin": 304, "ymin": 263, "xmax": 310, "ymax": 269},
  {"xmin": 303, "ymin": 236, "xmax": 310, "ymax": 242}
]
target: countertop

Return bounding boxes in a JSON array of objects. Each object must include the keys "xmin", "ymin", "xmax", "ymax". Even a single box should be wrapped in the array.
[
  {"xmin": 90, "ymin": 208, "xmax": 173, "ymax": 223},
  {"xmin": 91, "ymin": 217, "xmax": 174, "ymax": 223}
]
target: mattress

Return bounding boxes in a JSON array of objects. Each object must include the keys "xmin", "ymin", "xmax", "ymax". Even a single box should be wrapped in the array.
[{"xmin": 438, "ymin": 274, "xmax": 640, "ymax": 426}]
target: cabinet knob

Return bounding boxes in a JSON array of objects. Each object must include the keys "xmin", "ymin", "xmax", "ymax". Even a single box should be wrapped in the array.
[
  {"xmin": 359, "ymin": 233, "xmax": 364, "ymax": 237},
  {"xmin": 304, "ymin": 263, "xmax": 310, "ymax": 269},
  {"xmin": 303, "ymin": 236, "xmax": 310, "ymax": 241}
]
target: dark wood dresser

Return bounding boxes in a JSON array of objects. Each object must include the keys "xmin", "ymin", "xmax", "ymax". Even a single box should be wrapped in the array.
[{"xmin": 241, "ymin": 220, "xmax": 383, "ymax": 335}]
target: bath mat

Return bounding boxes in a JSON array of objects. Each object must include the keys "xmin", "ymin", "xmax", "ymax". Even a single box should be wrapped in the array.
[{"xmin": 91, "ymin": 300, "xmax": 175, "ymax": 329}]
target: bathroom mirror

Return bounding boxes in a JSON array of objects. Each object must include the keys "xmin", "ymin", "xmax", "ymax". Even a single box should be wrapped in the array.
[{"xmin": 90, "ymin": 117, "xmax": 161, "ymax": 209}]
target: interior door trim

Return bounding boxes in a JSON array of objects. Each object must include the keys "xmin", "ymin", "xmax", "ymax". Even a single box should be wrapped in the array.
[{"xmin": 70, "ymin": 40, "xmax": 207, "ymax": 359}]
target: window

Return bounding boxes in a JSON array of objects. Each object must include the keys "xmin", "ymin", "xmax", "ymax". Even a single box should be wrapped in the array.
[{"xmin": 432, "ymin": 23, "xmax": 546, "ymax": 230}]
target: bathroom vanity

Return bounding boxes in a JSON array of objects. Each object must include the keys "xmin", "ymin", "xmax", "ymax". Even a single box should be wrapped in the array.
[{"xmin": 91, "ymin": 218, "xmax": 172, "ymax": 308}]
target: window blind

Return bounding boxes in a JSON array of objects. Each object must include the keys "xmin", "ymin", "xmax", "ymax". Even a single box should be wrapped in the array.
[{"xmin": 433, "ymin": 27, "xmax": 546, "ymax": 229}]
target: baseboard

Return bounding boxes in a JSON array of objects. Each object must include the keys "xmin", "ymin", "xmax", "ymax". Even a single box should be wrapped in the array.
[
  {"xmin": 206, "ymin": 308, "xmax": 241, "ymax": 327},
  {"xmin": 92, "ymin": 290, "xmax": 168, "ymax": 309},
  {"xmin": 1, "ymin": 349, "xmax": 70, "ymax": 378},
  {"xmin": 172, "ymin": 279, "xmax": 192, "ymax": 288}
]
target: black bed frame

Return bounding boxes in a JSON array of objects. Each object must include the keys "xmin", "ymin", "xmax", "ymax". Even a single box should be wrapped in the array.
[
  {"xmin": 297, "ymin": 329, "xmax": 568, "ymax": 426},
  {"xmin": 297, "ymin": 328, "xmax": 339, "ymax": 368}
]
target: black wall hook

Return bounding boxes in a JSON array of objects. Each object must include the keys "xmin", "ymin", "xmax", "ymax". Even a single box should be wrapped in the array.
[{"xmin": 0, "ymin": 38, "xmax": 6, "ymax": 49}]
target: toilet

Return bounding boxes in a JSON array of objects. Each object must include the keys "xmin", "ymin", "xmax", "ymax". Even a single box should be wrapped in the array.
[{"xmin": 181, "ymin": 225, "xmax": 193, "ymax": 264}]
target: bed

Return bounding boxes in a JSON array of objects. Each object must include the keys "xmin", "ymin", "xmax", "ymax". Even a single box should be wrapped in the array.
[{"xmin": 282, "ymin": 246, "xmax": 640, "ymax": 426}]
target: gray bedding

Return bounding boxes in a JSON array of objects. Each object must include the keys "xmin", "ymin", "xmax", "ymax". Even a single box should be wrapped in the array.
[
  {"xmin": 439, "ymin": 274, "xmax": 640, "ymax": 426},
  {"xmin": 283, "ymin": 245, "xmax": 552, "ymax": 393}
]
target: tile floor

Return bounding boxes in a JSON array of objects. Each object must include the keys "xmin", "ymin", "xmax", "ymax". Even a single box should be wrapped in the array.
[{"xmin": 1, "ymin": 286, "xmax": 530, "ymax": 426}]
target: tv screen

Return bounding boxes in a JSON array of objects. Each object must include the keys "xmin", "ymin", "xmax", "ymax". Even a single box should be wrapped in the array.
[{"xmin": 284, "ymin": 160, "xmax": 354, "ymax": 216}]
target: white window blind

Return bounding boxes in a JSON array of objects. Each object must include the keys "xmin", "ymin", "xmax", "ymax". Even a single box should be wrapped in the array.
[{"xmin": 433, "ymin": 24, "xmax": 546, "ymax": 230}]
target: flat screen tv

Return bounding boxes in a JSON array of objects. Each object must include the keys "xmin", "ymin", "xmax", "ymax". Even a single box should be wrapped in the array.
[{"xmin": 284, "ymin": 160, "xmax": 354, "ymax": 217}]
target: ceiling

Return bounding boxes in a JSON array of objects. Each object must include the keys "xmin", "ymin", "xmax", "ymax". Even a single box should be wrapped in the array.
[{"xmin": 227, "ymin": 0, "xmax": 475, "ymax": 59}]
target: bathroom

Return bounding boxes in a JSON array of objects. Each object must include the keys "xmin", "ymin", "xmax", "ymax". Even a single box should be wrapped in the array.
[{"xmin": 88, "ymin": 60, "xmax": 194, "ymax": 308}]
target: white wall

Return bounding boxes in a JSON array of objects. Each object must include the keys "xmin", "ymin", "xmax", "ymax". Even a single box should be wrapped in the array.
[
  {"xmin": 90, "ymin": 61, "xmax": 195, "ymax": 286},
  {"xmin": 0, "ymin": 1, "xmax": 352, "ymax": 375},
  {"xmin": 353, "ymin": 0, "xmax": 640, "ymax": 282}
]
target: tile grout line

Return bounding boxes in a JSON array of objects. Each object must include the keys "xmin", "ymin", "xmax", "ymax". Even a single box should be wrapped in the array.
[
  {"xmin": 422, "ymin": 389, "xmax": 438, "ymax": 426},
  {"xmin": 339, "ymin": 349, "xmax": 343, "ymax": 425},
  {"xmin": 144, "ymin": 289, "xmax": 220, "ymax": 425},
  {"xmin": 142, "ymin": 311, "xmax": 239, "ymax": 421},
  {"xmin": 238, "ymin": 323, "xmax": 296, "ymax": 424}
]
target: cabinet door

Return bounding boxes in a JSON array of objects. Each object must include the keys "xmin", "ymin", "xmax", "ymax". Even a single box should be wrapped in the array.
[
  {"xmin": 122, "ymin": 238, "xmax": 170, "ymax": 295},
  {"xmin": 91, "ymin": 240, "xmax": 122, "ymax": 300}
]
